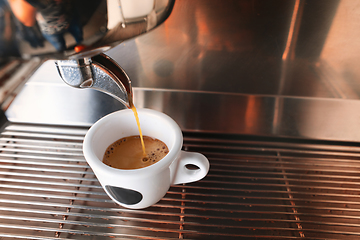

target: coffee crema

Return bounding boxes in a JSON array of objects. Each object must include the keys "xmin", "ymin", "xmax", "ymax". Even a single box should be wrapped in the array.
[{"xmin": 103, "ymin": 135, "xmax": 169, "ymax": 170}]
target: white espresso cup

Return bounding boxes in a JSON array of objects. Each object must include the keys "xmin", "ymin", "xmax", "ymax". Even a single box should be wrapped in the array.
[{"xmin": 83, "ymin": 108, "xmax": 210, "ymax": 209}]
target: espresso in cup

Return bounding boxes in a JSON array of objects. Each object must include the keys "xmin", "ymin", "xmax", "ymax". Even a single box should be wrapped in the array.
[
  {"xmin": 83, "ymin": 108, "xmax": 209, "ymax": 209},
  {"xmin": 103, "ymin": 135, "xmax": 169, "ymax": 170}
]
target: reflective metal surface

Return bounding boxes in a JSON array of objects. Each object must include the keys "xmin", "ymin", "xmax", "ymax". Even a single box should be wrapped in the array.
[
  {"xmin": 6, "ymin": 0, "xmax": 360, "ymax": 122},
  {"xmin": 7, "ymin": 60, "xmax": 360, "ymax": 142},
  {"xmin": 56, "ymin": 53, "xmax": 133, "ymax": 107},
  {"xmin": 4, "ymin": 0, "xmax": 360, "ymax": 239},
  {"xmin": 103, "ymin": 0, "xmax": 360, "ymax": 100},
  {"xmin": 1, "ymin": 0, "xmax": 176, "ymax": 109},
  {"xmin": 1, "ymin": 122, "xmax": 360, "ymax": 239},
  {"xmin": 1, "ymin": 0, "xmax": 175, "ymax": 60},
  {"xmin": 6, "ymin": 61, "xmax": 125, "ymax": 126}
]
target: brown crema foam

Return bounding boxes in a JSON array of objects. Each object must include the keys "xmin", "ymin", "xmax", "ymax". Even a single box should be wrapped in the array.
[{"xmin": 103, "ymin": 135, "xmax": 169, "ymax": 170}]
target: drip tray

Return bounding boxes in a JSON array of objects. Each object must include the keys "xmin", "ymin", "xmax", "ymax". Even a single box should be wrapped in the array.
[{"xmin": 0, "ymin": 122, "xmax": 360, "ymax": 239}]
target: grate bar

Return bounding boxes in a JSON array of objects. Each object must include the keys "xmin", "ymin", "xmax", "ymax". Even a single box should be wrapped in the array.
[
  {"xmin": 158, "ymin": 199, "xmax": 360, "ymax": 214},
  {"xmin": 0, "ymin": 148, "xmax": 84, "ymax": 156},
  {"xmin": 0, "ymin": 233, "xmax": 69, "ymax": 240},
  {"xmin": 2, "ymin": 204, "xmax": 360, "ymax": 239},
  {"xmin": 0, "ymin": 171, "xmax": 97, "ymax": 181},
  {"xmin": 0, "ymin": 206, "xmax": 187, "ymax": 224},
  {"xmin": 188, "ymin": 144, "xmax": 360, "ymax": 157},
  {"xmin": 1, "ymin": 211, "xmax": 360, "ymax": 232},
  {"xmin": 5, "ymin": 174, "xmax": 360, "ymax": 202},
  {"xmin": 0, "ymin": 154, "xmax": 82, "ymax": 163},
  {"xmin": 2, "ymin": 204, "xmax": 360, "ymax": 225},
  {"xmin": 0, "ymin": 221, "xmax": 358, "ymax": 240},
  {"xmin": 0, "ymin": 190, "xmax": 110, "ymax": 202},
  {"xmin": 2, "ymin": 191, "xmax": 360, "ymax": 220},
  {"xmin": 0, "ymin": 164, "xmax": 93, "ymax": 174},
  {"xmin": 209, "ymin": 162, "xmax": 360, "ymax": 174},
  {"xmin": 172, "ymin": 184, "xmax": 360, "ymax": 198},
  {"xmin": 0, "ymin": 143, "xmax": 83, "ymax": 152},
  {"xmin": 4, "ymin": 172, "xmax": 360, "ymax": 194},
  {"xmin": 199, "ymin": 179, "xmax": 360, "ymax": 191},
  {"xmin": 210, "ymin": 170, "xmax": 360, "ymax": 180},
  {"xmin": 0, "ymin": 217, "xmax": 196, "ymax": 237},
  {"xmin": 0, "ymin": 137, "xmax": 83, "ymax": 147},
  {"xmin": 0, "ymin": 177, "xmax": 101, "ymax": 188},
  {"xmin": 0, "ymin": 222, "xmax": 358, "ymax": 239},
  {"xmin": 1, "ymin": 131, "xmax": 84, "ymax": 141},
  {"xmin": 166, "ymin": 190, "xmax": 360, "ymax": 206},
  {"xmin": 207, "ymin": 174, "xmax": 360, "ymax": 185},
  {"xmin": 3, "ymin": 123, "xmax": 88, "ymax": 134},
  {"xmin": 0, "ymin": 184, "xmax": 105, "ymax": 195},
  {"xmin": 0, "ymin": 224, "xmax": 178, "ymax": 240},
  {"xmin": 208, "ymin": 155, "xmax": 360, "ymax": 166},
  {"xmin": 2, "ymin": 188, "xmax": 360, "ymax": 221},
  {"xmin": 0, "ymin": 159, "xmax": 88, "ymax": 168}
]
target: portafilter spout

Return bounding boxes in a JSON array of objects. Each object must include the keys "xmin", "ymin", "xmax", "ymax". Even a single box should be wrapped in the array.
[{"xmin": 55, "ymin": 51, "xmax": 133, "ymax": 108}]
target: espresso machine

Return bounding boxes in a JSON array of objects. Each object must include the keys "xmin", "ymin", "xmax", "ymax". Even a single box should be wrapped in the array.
[
  {"xmin": 1, "ymin": 0, "xmax": 360, "ymax": 239},
  {"xmin": 1, "ymin": 0, "xmax": 175, "ymax": 108}
]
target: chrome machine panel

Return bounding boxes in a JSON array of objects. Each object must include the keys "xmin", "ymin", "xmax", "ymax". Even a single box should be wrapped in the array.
[{"xmin": 6, "ymin": 0, "xmax": 360, "ymax": 142}]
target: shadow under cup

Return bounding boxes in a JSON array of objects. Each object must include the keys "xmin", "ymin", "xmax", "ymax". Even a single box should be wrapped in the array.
[{"xmin": 83, "ymin": 108, "xmax": 184, "ymax": 209}]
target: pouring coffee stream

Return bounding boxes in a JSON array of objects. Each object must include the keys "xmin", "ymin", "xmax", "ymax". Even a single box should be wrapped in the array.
[
  {"xmin": 56, "ymin": 51, "xmax": 147, "ymax": 156},
  {"xmin": 128, "ymin": 97, "xmax": 147, "ymax": 158}
]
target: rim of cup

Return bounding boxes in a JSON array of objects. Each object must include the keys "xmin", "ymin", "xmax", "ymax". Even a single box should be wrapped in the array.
[{"xmin": 83, "ymin": 108, "xmax": 183, "ymax": 178}]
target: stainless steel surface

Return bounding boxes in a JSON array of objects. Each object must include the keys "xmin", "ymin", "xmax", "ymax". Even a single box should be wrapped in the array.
[
  {"xmin": 7, "ymin": 0, "xmax": 360, "ymax": 140},
  {"xmin": 103, "ymin": 0, "xmax": 360, "ymax": 100},
  {"xmin": 7, "ymin": 60, "xmax": 360, "ymax": 142},
  {"xmin": 5, "ymin": 1, "xmax": 360, "ymax": 238},
  {"xmin": 0, "ymin": 58, "xmax": 41, "ymax": 110},
  {"xmin": 1, "ymin": 0, "xmax": 175, "ymax": 60},
  {"xmin": 2, "ymin": 0, "xmax": 176, "ymax": 109},
  {"xmin": 6, "ymin": 61, "xmax": 125, "ymax": 127},
  {"xmin": 0, "ymin": 122, "xmax": 360, "ymax": 239},
  {"xmin": 56, "ymin": 53, "xmax": 133, "ymax": 108}
]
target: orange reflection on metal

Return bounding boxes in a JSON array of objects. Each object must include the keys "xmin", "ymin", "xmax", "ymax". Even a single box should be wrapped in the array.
[
  {"xmin": 244, "ymin": 95, "xmax": 260, "ymax": 131},
  {"xmin": 282, "ymin": 0, "xmax": 303, "ymax": 61}
]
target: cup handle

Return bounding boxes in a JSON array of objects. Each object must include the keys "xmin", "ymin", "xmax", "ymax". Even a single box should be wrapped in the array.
[{"xmin": 172, "ymin": 151, "xmax": 210, "ymax": 185}]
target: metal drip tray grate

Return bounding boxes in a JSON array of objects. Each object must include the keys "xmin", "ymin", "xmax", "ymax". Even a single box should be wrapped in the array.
[{"xmin": 0, "ymin": 123, "xmax": 360, "ymax": 239}]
